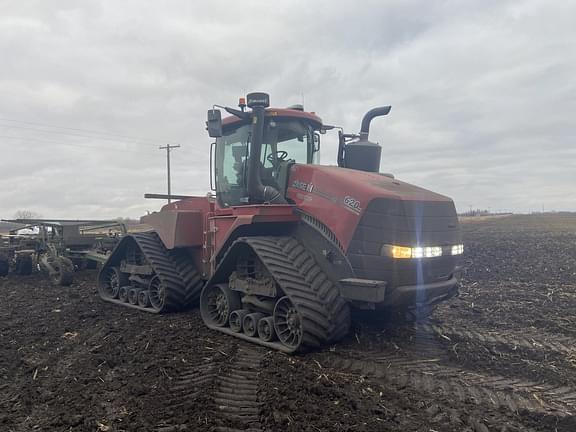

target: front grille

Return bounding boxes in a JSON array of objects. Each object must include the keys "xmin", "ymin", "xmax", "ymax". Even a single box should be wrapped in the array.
[{"xmin": 347, "ymin": 198, "xmax": 461, "ymax": 287}]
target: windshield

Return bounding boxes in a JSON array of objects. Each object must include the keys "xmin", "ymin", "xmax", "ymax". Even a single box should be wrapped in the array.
[
  {"xmin": 215, "ymin": 118, "xmax": 316, "ymax": 207},
  {"xmin": 261, "ymin": 119, "xmax": 313, "ymax": 169}
]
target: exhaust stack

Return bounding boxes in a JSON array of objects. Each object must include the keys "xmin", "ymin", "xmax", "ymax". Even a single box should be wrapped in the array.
[{"xmin": 343, "ymin": 106, "xmax": 391, "ymax": 173}]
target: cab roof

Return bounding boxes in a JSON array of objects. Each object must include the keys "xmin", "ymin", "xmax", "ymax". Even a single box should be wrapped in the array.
[{"xmin": 222, "ymin": 107, "xmax": 323, "ymax": 130}]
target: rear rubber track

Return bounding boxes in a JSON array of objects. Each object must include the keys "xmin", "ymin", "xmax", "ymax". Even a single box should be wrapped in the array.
[
  {"xmin": 100, "ymin": 232, "xmax": 197, "ymax": 313},
  {"xmin": 168, "ymin": 247, "xmax": 204, "ymax": 307}
]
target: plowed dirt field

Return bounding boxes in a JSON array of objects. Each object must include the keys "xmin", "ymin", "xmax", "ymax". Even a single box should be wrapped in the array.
[{"xmin": 1, "ymin": 214, "xmax": 575, "ymax": 431}]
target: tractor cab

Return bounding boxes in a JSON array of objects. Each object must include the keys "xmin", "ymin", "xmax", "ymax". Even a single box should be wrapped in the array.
[{"xmin": 208, "ymin": 94, "xmax": 322, "ymax": 207}]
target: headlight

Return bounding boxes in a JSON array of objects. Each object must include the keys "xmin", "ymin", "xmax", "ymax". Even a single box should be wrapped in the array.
[
  {"xmin": 451, "ymin": 244, "xmax": 464, "ymax": 255},
  {"xmin": 382, "ymin": 244, "xmax": 463, "ymax": 259}
]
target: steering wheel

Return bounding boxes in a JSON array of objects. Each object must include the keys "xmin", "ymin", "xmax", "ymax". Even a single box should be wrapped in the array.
[{"xmin": 266, "ymin": 150, "xmax": 289, "ymax": 165}]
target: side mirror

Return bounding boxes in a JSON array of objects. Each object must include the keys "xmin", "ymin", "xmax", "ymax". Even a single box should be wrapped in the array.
[
  {"xmin": 206, "ymin": 109, "xmax": 222, "ymax": 137},
  {"xmin": 313, "ymin": 132, "xmax": 320, "ymax": 152}
]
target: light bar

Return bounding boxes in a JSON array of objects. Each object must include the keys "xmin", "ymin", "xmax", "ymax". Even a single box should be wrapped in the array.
[{"xmin": 383, "ymin": 244, "xmax": 463, "ymax": 259}]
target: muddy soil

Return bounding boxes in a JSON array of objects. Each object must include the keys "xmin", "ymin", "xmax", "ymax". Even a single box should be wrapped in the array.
[{"xmin": 1, "ymin": 214, "xmax": 576, "ymax": 431}]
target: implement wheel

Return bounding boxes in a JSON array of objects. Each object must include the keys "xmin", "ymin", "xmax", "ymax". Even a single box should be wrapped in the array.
[
  {"xmin": 51, "ymin": 257, "xmax": 74, "ymax": 286},
  {"xmin": 15, "ymin": 255, "xmax": 33, "ymax": 275},
  {"xmin": 273, "ymin": 296, "xmax": 303, "ymax": 350},
  {"xmin": 200, "ymin": 284, "xmax": 241, "ymax": 327}
]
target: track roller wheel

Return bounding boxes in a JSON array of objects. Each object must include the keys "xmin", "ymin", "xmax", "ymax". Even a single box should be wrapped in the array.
[
  {"xmin": 257, "ymin": 316, "xmax": 276, "ymax": 342},
  {"xmin": 229, "ymin": 309, "xmax": 250, "ymax": 333},
  {"xmin": 51, "ymin": 257, "xmax": 74, "ymax": 286},
  {"xmin": 273, "ymin": 296, "xmax": 303, "ymax": 351},
  {"xmin": 128, "ymin": 288, "xmax": 140, "ymax": 305},
  {"xmin": 243, "ymin": 312, "xmax": 264, "ymax": 337},
  {"xmin": 119, "ymin": 286, "xmax": 130, "ymax": 302},
  {"xmin": 138, "ymin": 290, "xmax": 150, "ymax": 308},
  {"xmin": 99, "ymin": 267, "xmax": 126, "ymax": 299},
  {"xmin": 200, "ymin": 284, "xmax": 241, "ymax": 327}
]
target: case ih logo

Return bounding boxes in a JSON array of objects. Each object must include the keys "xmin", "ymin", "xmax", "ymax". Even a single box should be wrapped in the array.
[
  {"xmin": 291, "ymin": 180, "xmax": 314, "ymax": 193},
  {"xmin": 343, "ymin": 196, "xmax": 362, "ymax": 214}
]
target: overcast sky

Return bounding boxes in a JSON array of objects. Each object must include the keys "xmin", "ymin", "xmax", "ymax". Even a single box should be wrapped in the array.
[{"xmin": 0, "ymin": 0, "xmax": 574, "ymax": 219}]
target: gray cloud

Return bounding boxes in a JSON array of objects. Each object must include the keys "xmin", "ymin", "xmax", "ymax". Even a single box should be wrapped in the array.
[{"xmin": 0, "ymin": 0, "xmax": 574, "ymax": 219}]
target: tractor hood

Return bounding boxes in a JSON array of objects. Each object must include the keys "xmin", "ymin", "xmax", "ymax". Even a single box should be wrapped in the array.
[{"xmin": 286, "ymin": 164, "xmax": 458, "ymax": 250}]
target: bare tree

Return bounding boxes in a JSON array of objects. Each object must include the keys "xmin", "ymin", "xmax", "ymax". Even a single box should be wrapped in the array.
[{"xmin": 13, "ymin": 210, "xmax": 42, "ymax": 220}]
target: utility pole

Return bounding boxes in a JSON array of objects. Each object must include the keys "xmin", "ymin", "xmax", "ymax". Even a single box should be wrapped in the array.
[{"xmin": 159, "ymin": 144, "xmax": 180, "ymax": 203}]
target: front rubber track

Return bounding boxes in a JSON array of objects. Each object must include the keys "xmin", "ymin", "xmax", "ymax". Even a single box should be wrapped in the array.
[
  {"xmin": 206, "ymin": 236, "xmax": 351, "ymax": 353},
  {"xmin": 98, "ymin": 232, "xmax": 201, "ymax": 313}
]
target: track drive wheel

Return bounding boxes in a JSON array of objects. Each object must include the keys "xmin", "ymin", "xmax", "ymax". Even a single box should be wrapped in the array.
[
  {"xmin": 51, "ymin": 257, "xmax": 74, "ymax": 286},
  {"xmin": 200, "ymin": 284, "xmax": 241, "ymax": 327},
  {"xmin": 273, "ymin": 296, "xmax": 303, "ymax": 351}
]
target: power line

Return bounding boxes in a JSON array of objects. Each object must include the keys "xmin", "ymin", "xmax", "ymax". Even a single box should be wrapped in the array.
[
  {"xmin": 0, "ymin": 134, "xmax": 157, "ymax": 154},
  {"xmin": 0, "ymin": 116, "xmax": 170, "ymax": 145},
  {"xmin": 0, "ymin": 122, "xmax": 163, "ymax": 146}
]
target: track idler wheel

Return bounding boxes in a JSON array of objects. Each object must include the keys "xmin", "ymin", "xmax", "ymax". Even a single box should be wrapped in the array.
[
  {"xmin": 99, "ymin": 267, "xmax": 127, "ymax": 299},
  {"xmin": 138, "ymin": 290, "xmax": 151, "ymax": 308},
  {"xmin": 243, "ymin": 312, "xmax": 264, "ymax": 337},
  {"xmin": 258, "ymin": 316, "xmax": 277, "ymax": 342},
  {"xmin": 118, "ymin": 286, "xmax": 130, "ymax": 303},
  {"xmin": 200, "ymin": 284, "xmax": 241, "ymax": 327},
  {"xmin": 229, "ymin": 309, "xmax": 249, "ymax": 333},
  {"xmin": 273, "ymin": 296, "xmax": 303, "ymax": 350}
]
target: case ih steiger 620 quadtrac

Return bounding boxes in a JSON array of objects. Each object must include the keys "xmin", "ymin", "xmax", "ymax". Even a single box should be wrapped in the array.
[{"xmin": 98, "ymin": 92, "xmax": 463, "ymax": 353}]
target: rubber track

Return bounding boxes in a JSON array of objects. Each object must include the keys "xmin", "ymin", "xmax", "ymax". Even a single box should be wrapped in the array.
[
  {"xmin": 417, "ymin": 323, "xmax": 576, "ymax": 356},
  {"xmin": 168, "ymin": 248, "xmax": 205, "ymax": 307},
  {"xmin": 100, "ymin": 232, "xmax": 187, "ymax": 312},
  {"xmin": 241, "ymin": 236, "xmax": 351, "ymax": 350},
  {"xmin": 317, "ymin": 350, "xmax": 576, "ymax": 416}
]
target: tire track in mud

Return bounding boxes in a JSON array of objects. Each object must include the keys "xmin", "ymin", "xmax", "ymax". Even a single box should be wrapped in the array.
[
  {"xmin": 212, "ymin": 346, "xmax": 264, "ymax": 432},
  {"xmin": 417, "ymin": 323, "xmax": 576, "ymax": 357},
  {"xmin": 314, "ymin": 350, "xmax": 576, "ymax": 417},
  {"xmin": 156, "ymin": 345, "xmax": 264, "ymax": 432},
  {"xmin": 155, "ymin": 361, "xmax": 219, "ymax": 431}
]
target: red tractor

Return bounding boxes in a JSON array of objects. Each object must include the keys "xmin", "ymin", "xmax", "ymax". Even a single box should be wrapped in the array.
[{"xmin": 98, "ymin": 92, "xmax": 462, "ymax": 353}]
